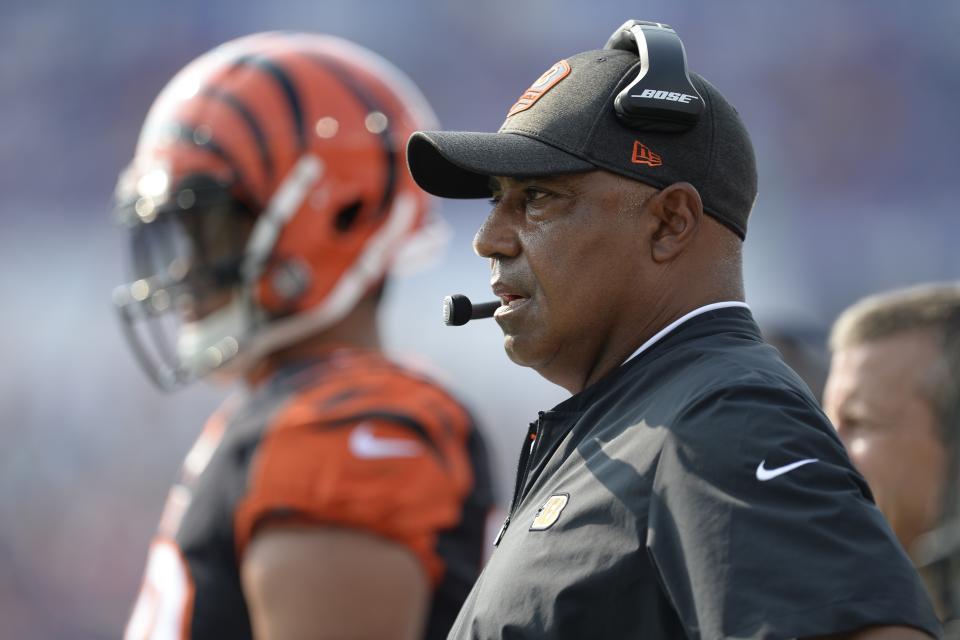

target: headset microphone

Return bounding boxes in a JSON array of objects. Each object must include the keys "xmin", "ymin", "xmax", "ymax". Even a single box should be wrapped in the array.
[{"xmin": 443, "ymin": 294, "xmax": 500, "ymax": 326}]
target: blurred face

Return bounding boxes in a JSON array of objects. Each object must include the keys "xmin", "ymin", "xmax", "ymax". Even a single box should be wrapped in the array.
[
  {"xmin": 176, "ymin": 206, "xmax": 254, "ymax": 323},
  {"xmin": 823, "ymin": 331, "xmax": 947, "ymax": 553},
  {"xmin": 473, "ymin": 171, "xmax": 656, "ymax": 393}
]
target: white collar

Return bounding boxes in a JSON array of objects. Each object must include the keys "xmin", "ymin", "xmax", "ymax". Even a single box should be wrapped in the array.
[{"xmin": 623, "ymin": 301, "xmax": 751, "ymax": 365}]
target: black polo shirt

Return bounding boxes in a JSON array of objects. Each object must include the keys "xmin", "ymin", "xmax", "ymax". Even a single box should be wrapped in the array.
[{"xmin": 449, "ymin": 306, "xmax": 941, "ymax": 639}]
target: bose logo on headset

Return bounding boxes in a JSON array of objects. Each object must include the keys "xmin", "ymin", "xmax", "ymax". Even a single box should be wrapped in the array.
[
  {"xmin": 633, "ymin": 89, "xmax": 699, "ymax": 104},
  {"xmin": 605, "ymin": 20, "xmax": 704, "ymax": 132}
]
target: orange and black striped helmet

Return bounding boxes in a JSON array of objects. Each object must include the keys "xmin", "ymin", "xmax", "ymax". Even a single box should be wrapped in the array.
[{"xmin": 111, "ymin": 32, "xmax": 441, "ymax": 389}]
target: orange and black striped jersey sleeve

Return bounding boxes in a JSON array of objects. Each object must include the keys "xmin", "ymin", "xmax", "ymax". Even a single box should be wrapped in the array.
[
  {"xmin": 233, "ymin": 351, "xmax": 477, "ymax": 584},
  {"xmin": 127, "ymin": 350, "xmax": 492, "ymax": 639}
]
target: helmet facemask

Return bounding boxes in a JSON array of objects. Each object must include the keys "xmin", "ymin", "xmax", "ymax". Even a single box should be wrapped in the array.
[{"xmin": 113, "ymin": 175, "xmax": 259, "ymax": 390}]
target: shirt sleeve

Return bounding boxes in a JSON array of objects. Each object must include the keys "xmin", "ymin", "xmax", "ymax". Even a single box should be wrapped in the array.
[
  {"xmin": 233, "ymin": 376, "xmax": 476, "ymax": 586},
  {"xmin": 647, "ymin": 382, "xmax": 942, "ymax": 640}
]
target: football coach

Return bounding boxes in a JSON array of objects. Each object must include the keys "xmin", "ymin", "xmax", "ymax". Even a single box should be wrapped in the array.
[{"xmin": 406, "ymin": 20, "xmax": 941, "ymax": 640}]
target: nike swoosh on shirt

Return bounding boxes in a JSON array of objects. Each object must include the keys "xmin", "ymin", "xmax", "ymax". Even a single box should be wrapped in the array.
[
  {"xmin": 755, "ymin": 458, "xmax": 819, "ymax": 481},
  {"xmin": 349, "ymin": 423, "xmax": 422, "ymax": 459}
]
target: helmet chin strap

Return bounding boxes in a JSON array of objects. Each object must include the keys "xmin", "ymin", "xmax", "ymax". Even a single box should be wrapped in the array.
[
  {"xmin": 233, "ymin": 190, "xmax": 420, "ymax": 371},
  {"xmin": 242, "ymin": 154, "xmax": 325, "ymax": 284}
]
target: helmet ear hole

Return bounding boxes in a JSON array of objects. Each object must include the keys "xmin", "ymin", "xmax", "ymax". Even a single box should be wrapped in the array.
[{"xmin": 334, "ymin": 200, "xmax": 364, "ymax": 232}]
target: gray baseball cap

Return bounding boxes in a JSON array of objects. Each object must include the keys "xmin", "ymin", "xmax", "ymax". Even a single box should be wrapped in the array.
[{"xmin": 407, "ymin": 48, "xmax": 758, "ymax": 238}]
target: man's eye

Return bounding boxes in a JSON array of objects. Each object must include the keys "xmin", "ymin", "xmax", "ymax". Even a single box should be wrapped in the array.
[
  {"xmin": 488, "ymin": 194, "xmax": 502, "ymax": 206},
  {"xmin": 525, "ymin": 188, "xmax": 549, "ymax": 203}
]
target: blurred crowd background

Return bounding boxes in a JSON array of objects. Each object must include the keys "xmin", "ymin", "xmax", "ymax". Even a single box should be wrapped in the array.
[{"xmin": 1, "ymin": 1, "xmax": 958, "ymax": 637}]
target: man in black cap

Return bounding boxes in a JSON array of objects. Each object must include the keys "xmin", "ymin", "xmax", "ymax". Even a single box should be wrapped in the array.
[{"xmin": 407, "ymin": 20, "xmax": 941, "ymax": 640}]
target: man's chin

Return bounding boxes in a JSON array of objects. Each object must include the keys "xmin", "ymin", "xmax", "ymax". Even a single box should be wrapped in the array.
[
  {"xmin": 502, "ymin": 334, "xmax": 527, "ymax": 365},
  {"xmin": 502, "ymin": 333, "xmax": 543, "ymax": 370}
]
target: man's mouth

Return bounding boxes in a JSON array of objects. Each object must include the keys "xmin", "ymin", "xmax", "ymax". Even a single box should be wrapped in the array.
[{"xmin": 491, "ymin": 282, "xmax": 530, "ymax": 316}]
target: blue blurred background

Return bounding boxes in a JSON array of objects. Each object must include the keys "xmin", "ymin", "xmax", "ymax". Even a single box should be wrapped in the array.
[{"xmin": 1, "ymin": 1, "xmax": 958, "ymax": 637}]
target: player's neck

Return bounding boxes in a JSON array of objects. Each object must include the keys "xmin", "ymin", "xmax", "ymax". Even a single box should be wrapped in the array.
[{"xmin": 244, "ymin": 295, "xmax": 382, "ymax": 386}]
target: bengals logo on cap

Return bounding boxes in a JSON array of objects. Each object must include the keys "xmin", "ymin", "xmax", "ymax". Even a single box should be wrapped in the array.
[{"xmin": 507, "ymin": 60, "xmax": 571, "ymax": 117}]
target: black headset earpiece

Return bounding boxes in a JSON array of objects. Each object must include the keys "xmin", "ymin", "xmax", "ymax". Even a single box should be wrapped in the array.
[{"xmin": 605, "ymin": 20, "xmax": 704, "ymax": 132}]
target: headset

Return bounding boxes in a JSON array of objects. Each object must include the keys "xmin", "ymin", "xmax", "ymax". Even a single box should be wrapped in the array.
[{"xmin": 604, "ymin": 20, "xmax": 704, "ymax": 133}]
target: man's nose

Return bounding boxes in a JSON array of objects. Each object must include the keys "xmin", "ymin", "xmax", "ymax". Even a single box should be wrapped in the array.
[{"xmin": 473, "ymin": 208, "xmax": 520, "ymax": 259}]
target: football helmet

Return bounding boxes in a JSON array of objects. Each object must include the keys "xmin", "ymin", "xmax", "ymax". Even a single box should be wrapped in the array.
[{"xmin": 112, "ymin": 32, "xmax": 441, "ymax": 390}]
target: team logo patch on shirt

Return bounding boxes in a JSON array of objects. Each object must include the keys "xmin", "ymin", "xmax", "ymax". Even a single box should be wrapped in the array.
[
  {"xmin": 507, "ymin": 60, "xmax": 571, "ymax": 117},
  {"xmin": 530, "ymin": 493, "xmax": 569, "ymax": 530}
]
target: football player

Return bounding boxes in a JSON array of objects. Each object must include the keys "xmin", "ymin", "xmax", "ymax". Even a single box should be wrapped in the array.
[{"xmin": 112, "ymin": 32, "xmax": 492, "ymax": 640}]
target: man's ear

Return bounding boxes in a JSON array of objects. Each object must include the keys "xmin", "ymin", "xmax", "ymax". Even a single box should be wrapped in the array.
[{"xmin": 645, "ymin": 182, "xmax": 703, "ymax": 263}]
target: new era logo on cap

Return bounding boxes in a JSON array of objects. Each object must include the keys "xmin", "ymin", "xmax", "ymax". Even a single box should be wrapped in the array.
[
  {"xmin": 507, "ymin": 60, "xmax": 572, "ymax": 117},
  {"xmin": 631, "ymin": 140, "xmax": 662, "ymax": 167}
]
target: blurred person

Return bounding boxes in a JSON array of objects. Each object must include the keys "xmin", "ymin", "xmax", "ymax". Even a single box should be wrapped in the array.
[
  {"xmin": 763, "ymin": 323, "xmax": 830, "ymax": 400},
  {"xmin": 406, "ymin": 19, "xmax": 939, "ymax": 639},
  {"xmin": 824, "ymin": 283, "xmax": 960, "ymax": 631},
  {"xmin": 111, "ymin": 32, "xmax": 492, "ymax": 640}
]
